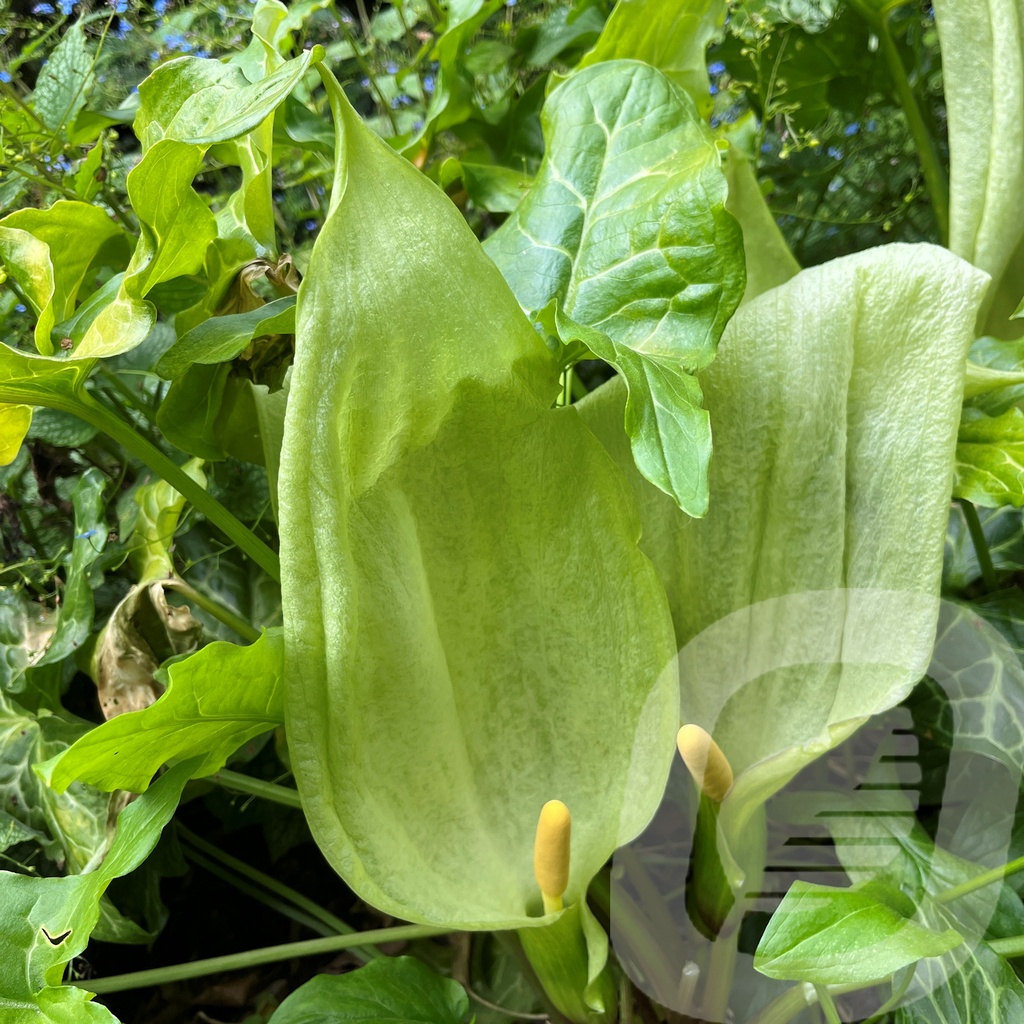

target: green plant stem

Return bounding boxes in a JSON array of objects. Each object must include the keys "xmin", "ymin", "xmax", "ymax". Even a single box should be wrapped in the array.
[
  {"xmin": 212, "ymin": 768, "xmax": 303, "ymax": 808},
  {"xmin": 164, "ymin": 577, "xmax": 261, "ymax": 643},
  {"xmin": 991, "ymin": 934, "xmax": 1024, "ymax": 958},
  {"xmin": 69, "ymin": 924, "xmax": 450, "ymax": 994},
  {"xmin": 182, "ymin": 843, "xmax": 339, "ymax": 938},
  {"xmin": 937, "ymin": 853, "xmax": 1024, "ymax": 904},
  {"xmin": 960, "ymin": 499, "xmax": 998, "ymax": 592},
  {"xmin": 98, "ymin": 367, "xmax": 159, "ymax": 428},
  {"xmin": 851, "ymin": 1, "xmax": 949, "ymax": 244},
  {"xmin": 177, "ymin": 825, "xmax": 377, "ymax": 957},
  {"xmin": 71, "ymin": 393, "xmax": 280, "ymax": 580},
  {"xmin": 701, "ymin": 929, "xmax": 738, "ymax": 1021},
  {"xmin": 749, "ymin": 981, "xmax": 881, "ymax": 1024}
]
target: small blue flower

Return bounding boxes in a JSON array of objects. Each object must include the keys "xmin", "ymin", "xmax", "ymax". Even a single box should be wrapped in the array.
[
  {"xmin": 15, "ymin": 304, "xmax": 26, "ymax": 313},
  {"xmin": 304, "ymin": 219, "xmax": 318, "ymax": 231},
  {"xmin": 708, "ymin": 60, "xmax": 726, "ymax": 75},
  {"xmin": 422, "ymin": 73, "xmax": 435, "ymax": 94},
  {"xmin": 413, "ymin": 118, "xmax": 424, "ymax": 130},
  {"xmin": 0, "ymin": 70, "xmax": 11, "ymax": 83},
  {"xmin": 195, "ymin": 49, "xmax": 209, "ymax": 57},
  {"xmin": 760, "ymin": 141, "xmax": 772, "ymax": 153},
  {"xmin": 709, "ymin": 83, "xmax": 718, "ymax": 95},
  {"xmin": 113, "ymin": 0, "xmax": 128, "ymax": 12},
  {"xmin": 385, "ymin": 62, "xmax": 398, "ymax": 74},
  {"xmin": 843, "ymin": 122, "xmax": 860, "ymax": 136},
  {"xmin": 154, "ymin": 0, "xmax": 167, "ymax": 10},
  {"xmin": 116, "ymin": 17, "xmax": 130, "ymax": 35},
  {"xmin": 360, "ymin": 76, "xmax": 370, "ymax": 87},
  {"xmin": 710, "ymin": 114, "xmax": 720, "ymax": 128},
  {"xmin": 32, "ymin": 2, "xmax": 56, "ymax": 13},
  {"xmin": 58, "ymin": 0, "xmax": 74, "ymax": 13},
  {"xmin": 866, "ymin": 118, "xmax": 877, "ymax": 131},
  {"xmin": 826, "ymin": 145, "xmax": 843, "ymax": 159},
  {"xmin": 505, "ymin": 0, "xmax": 517, "ymax": 6}
]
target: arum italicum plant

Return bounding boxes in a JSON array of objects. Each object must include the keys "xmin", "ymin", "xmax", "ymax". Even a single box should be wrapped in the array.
[{"xmin": 277, "ymin": 57, "xmax": 680, "ymax": 1024}]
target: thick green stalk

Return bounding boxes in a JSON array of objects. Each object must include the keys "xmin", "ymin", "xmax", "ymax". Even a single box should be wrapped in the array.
[
  {"xmin": 960, "ymin": 499, "xmax": 999, "ymax": 592},
  {"xmin": 69, "ymin": 924, "xmax": 450, "ymax": 994},
  {"xmin": 73, "ymin": 393, "xmax": 281, "ymax": 580},
  {"xmin": 212, "ymin": 769, "xmax": 302, "ymax": 808},
  {"xmin": 164, "ymin": 577, "xmax": 261, "ymax": 643},
  {"xmin": 938, "ymin": 853, "xmax": 1024, "ymax": 904}
]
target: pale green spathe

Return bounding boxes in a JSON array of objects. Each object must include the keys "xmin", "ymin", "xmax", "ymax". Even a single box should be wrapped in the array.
[
  {"xmin": 278, "ymin": 67, "xmax": 678, "ymax": 930},
  {"xmin": 579, "ymin": 243, "xmax": 989, "ymax": 858}
]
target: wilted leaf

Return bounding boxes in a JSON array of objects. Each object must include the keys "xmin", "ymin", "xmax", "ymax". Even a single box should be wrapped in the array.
[{"xmin": 93, "ymin": 582, "xmax": 202, "ymax": 720}]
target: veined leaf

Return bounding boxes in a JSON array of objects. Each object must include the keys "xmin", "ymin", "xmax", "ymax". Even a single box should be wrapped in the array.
[
  {"xmin": 39, "ymin": 630, "xmax": 283, "ymax": 794},
  {"xmin": 77, "ymin": 140, "xmax": 217, "ymax": 358},
  {"xmin": 279, "ymin": 66, "xmax": 677, "ymax": 933},
  {"xmin": 485, "ymin": 60, "xmax": 744, "ymax": 517},
  {"xmin": 576, "ymin": 0, "xmax": 726, "ymax": 116},
  {"xmin": 578, "ymin": 244, "xmax": 988, "ymax": 862},
  {"xmin": 955, "ymin": 406, "xmax": 1024, "ymax": 508},
  {"xmin": 754, "ymin": 879, "xmax": 962, "ymax": 985},
  {"xmin": 0, "ymin": 760, "xmax": 195, "ymax": 1024},
  {"xmin": 0, "ymin": 201, "xmax": 126, "ymax": 355},
  {"xmin": 31, "ymin": 21, "xmax": 94, "ymax": 133},
  {"xmin": 134, "ymin": 46, "xmax": 321, "ymax": 150},
  {"xmin": 269, "ymin": 956, "xmax": 468, "ymax": 1024}
]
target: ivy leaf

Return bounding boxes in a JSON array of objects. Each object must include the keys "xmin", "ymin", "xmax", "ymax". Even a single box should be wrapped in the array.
[
  {"xmin": 269, "ymin": 956, "xmax": 468, "ymax": 1024},
  {"xmin": 38, "ymin": 630, "xmax": 284, "ymax": 795},
  {"xmin": 944, "ymin": 504, "xmax": 1024, "ymax": 592},
  {"xmin": 577, "ymin": 0, "xmax": 726, "ymax": 116},
  {"xmin": 29, "ymin": 469, "xmax": 108, "ymax": 672},
  {"xmin": 31, "ymin": 21, "xmax": 95, "ymax": 133},
  {"xmin": 755, "ymin": 879, "xmax": 962, "ymax": 985},
  {"xmin": 0, "ymin": 760, "xmax": 195, "ymax": 1023},
  {"xmin": 0, "ymin": 201, "xmax": 126, "ymax": 355},
  {"xmin": 485, "ymin": 60, "xmax": 744, "ymax": 517},
  {"xmin": 954, "ymin": 407, "xmax": 1024, "ymax": 508}
]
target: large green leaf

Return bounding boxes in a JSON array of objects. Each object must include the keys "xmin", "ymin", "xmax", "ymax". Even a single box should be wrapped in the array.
[
  {"xmin": 754, "ymin": 879, "xmax": 962, "ymax": 985},
  {"xmin": 0, "ymin": 201, "xmax": 126, "ymax": 355},
  {"xmin": 39, "ymin": 630, "xmax": 284, "ymax": 794},
  {"xmin": 934, "ymin": 0, "xmax": 1024, "ymax": 328},
  {"xmin": 133, "ymin": 46, "xmax": 320, "ymax": 150},
  {"xmin": 484, "ymin": 60, "xmax": 744, "ymax": 517},
  {"xmin": 954, "ymin": 407, "xmax": 1024, "ymax": 507},
  {"xmin": 576, "ymin": 0, "xmax": 725, "ymax": 116},
  {"xmin": 0, "ymin": 760, "xmax": 195, "ymax": 1024},
  {"xmin": 577, "ymin": 244, "xmax": 988, "ymax": 862},
  {"xmin": 76, "ymin": 140, "xmax": 217, "ymax": 358},
  {"xmin": 278, "ymin": 68, "xmax": 677, "ymax": 931},
  {"xmin": 0, "ymin": 343, "xmax": 96, "ymax": 465},
  {"xmin": 269, "ymin": 956, "xmax": 468, "ymax": 1024}
]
